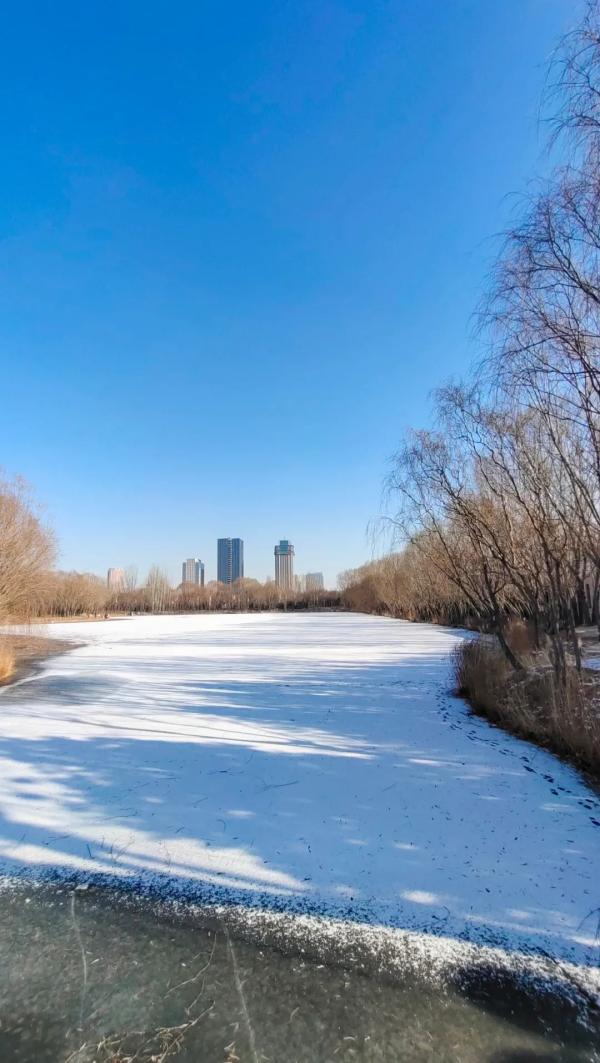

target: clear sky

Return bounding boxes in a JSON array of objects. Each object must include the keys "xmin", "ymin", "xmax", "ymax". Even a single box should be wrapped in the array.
[{"xmin": 0, "ymin": 0, "xmax": 578, "ymax": 587}]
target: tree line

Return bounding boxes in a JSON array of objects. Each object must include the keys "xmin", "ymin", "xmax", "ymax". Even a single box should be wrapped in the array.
[
  {"xmin": 107, "ymin": 571, "xmax": 339, "ymax": 616},
  {"xmin": 342, "ymin": 4, "xmax": 600, "ymax": 691}
]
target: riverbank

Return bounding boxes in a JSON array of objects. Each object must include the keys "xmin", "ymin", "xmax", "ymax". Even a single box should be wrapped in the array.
[
  {"xmin": 0, "ymin": 633, "xmax": 78, "ymax": 686},
  {"xmin": 453, "ymin": 638, "xmax": 600, "ymax": 784}
]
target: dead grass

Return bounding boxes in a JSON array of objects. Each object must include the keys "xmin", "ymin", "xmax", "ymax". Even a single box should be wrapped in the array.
[
  {"xmin": 454, "ymin": 639, "xmax": 600, "ymax": 779},
  {"xmin": 0, "ymin": 645, "xmax": 15, "ymax": 683},
  {"xmin": 504, "ymin": 618, "xmax": 539, "ymax": 657}
]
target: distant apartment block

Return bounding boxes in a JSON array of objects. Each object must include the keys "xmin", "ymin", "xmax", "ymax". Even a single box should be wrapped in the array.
[
  {"xmin": 107, "ymin": 567, "xmax": 124, "ymax": 590},
  {"xmin": 181, "ymin": 558, "xmax": 205, "ymax": 586},
  {"xmin": 274, "ymin": 540, "xmax": 295, "ymax": 590},
  {"xmin": 295, "ymin": 574, "xmax": 306, "ymax": 593},
  {"xmin": 217, "ymin": 538, "xmax": 244, "ymax": 584},
  {"xmin": 305, "ymin": 572, "xmax": 324, "ymax": 591}
]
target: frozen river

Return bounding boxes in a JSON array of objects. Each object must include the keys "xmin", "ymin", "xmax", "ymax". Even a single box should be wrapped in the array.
[{"xmin": 0, "ymin": 612, "xmax": 598, "ymax": 985}]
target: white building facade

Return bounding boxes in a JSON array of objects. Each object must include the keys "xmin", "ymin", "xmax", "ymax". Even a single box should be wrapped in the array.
[{"xmin": 181, "ymin": 558, "xmax": 205, "ymax": 586}]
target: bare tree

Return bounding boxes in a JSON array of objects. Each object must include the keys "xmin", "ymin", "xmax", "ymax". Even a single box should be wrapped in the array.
[
  {"xmin": 123, "ymin": 565, "xmax": 138, "ymax": 592},
  {"xmin": 146, "ymin": 566, "xmax": 172, "ymax": 613},
  {"xmin": 481, "ymin": 1, "xmax": 600, "ymax": 604},
  {"xmin": 0, "ymin": 475, "xmax": 56, "ymax": 621}
]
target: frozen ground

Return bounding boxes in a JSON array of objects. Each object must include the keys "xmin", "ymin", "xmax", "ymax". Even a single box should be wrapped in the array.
[{"xmin": 0, "ymin": 612, "xmax": 598, "ymax": 978}]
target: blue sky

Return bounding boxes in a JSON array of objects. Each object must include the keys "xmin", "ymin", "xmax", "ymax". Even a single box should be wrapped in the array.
[{"xmin": 0, "ymin": 0, "xmax": 577, "ymax": 587}]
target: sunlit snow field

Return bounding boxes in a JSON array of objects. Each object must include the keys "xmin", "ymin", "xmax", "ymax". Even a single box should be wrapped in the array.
[{"xmin": 0, "ymin": 612, "xmax": 598, "ymax": 975}]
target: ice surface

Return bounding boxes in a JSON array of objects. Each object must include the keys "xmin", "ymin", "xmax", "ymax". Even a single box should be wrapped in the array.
[{"xmin": 0, "ymin": 612, "xmax": 598, "ymax": 971}]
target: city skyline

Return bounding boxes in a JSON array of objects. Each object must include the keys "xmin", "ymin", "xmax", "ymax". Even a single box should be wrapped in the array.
[{"xmin": 106, "ymin": 537, "xmax": 332, "ymax": 589}]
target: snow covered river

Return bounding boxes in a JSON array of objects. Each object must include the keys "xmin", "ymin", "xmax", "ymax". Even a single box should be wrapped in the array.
[{"xmin": 0, "ymin": 612, "xmax": 598, "ymax": 1052}]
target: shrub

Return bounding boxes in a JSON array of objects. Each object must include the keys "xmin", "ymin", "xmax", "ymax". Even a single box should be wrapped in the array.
[{"xmin": 453, "ymin": 638, "xmax": 510, "ymax": 709}]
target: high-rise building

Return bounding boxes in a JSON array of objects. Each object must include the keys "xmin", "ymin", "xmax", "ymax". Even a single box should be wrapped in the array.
[
  {"xmin": 274, "ymin": 540, "xmax": 295, "ymax": 590},
  {"xmin": 107, "ymin": 567, "xmax": 124, "ymax": 590},
  {"xmin": 217, "ymin": 538, "xmax": 244, "ymax": 584},
  {"xmin": 306, "ymin": 572, "xmax": 324, "ymax": 591},
  {"xmin": 181, "ymin": 558, "xmax": 205, "ymax": 586}
]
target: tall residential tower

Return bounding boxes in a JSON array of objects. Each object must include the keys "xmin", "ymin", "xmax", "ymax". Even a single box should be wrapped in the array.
[
  {"xmin": 181, "ymin": 558, "xmax": 205, "ymax": 586},
  {"xmin": 274, "ymin": 540, "xmax": 295, "ymax": 590},
  {"xmin": 107, "ymin": 568, "xmax": 124, "ymax": 590},
  {"xmin": 217, "ymin": 538, "xmax": 244, "ymax": 584}
]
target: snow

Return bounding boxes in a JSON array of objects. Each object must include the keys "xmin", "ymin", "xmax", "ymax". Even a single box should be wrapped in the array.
[{"xmin": 0, "ymin": 612, "xmax": 598, "ymax": 977}]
